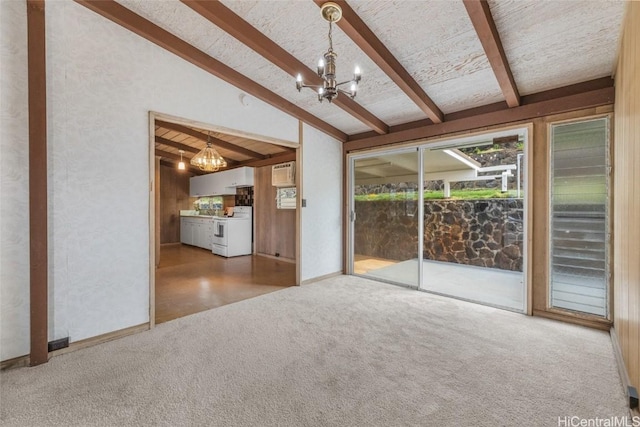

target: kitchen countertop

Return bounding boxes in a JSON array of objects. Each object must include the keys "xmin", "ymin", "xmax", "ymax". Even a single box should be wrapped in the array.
[{"xmin": 180, "ymin": 215, "xmax": 214, "ymax": 218}]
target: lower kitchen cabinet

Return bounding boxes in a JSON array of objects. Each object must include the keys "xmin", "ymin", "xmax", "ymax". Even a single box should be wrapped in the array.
[
  {"xmin": 195, "ymin": 221, "xmax": 212, "ymax": 250},
  {"xmin": 180, "ymin": 218, "xmax": 194, "ymax": 245},
  {"xmin": 180, "ymin": 217, "xmax": 212, "ymax": 250}
]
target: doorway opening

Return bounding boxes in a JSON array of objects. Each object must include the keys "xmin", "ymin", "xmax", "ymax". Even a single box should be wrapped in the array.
[
  {"xmin": 348, "ymin": 127, "xmax": 530, "ymax": 313},
  {"xmin": 150, "ymin": 113, "xmax": 300, "ymax": 325}
]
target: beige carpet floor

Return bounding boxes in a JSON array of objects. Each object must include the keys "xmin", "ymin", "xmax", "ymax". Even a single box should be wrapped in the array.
[{"xmin": 0, "ymin": 275, "xmax": 628, "ymax": 426}]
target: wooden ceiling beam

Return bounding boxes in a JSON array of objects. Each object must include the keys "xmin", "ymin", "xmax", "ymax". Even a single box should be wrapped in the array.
[
  {"xmin": 345, "ymin": 84, "xmax": 614, "ymax": 152},
  {"xmin": 236, "ymin": 151, "xmax": 297, "ymax": 168},
  {"xmin": 154, "ymin": 136, "xmax": 200, "ymax": 154},
  {"xmin": 158, "ymin": 158, "xmax": 205, "ymax": 175},
  {"xmin": 155, "ymin": 120, "xmax": 266, "ymax": 160},
  {"xmin": 181, "ymin": 0, "xmax": 388, "ymax": 135},
  {"xmin": 314, "ymin": 0, "xmax": 444, "ymax": 124},
  {"xmin": 154, "ymin": 148, "xmax": 192, "ymax": 163},
  {"xmin": 463, "ymin": 0, "xmax": 520, "ymax": 107},
  {"xmin": 155, "ymin": 149, "xmax": 204, "ymax": 173},
  {"xmin": 74, "ymin": 0, "xmax": 347, "ymax": 142},
  {"xmin": 349, "ymin": 77, "xmax": 613, "ymax": 143}
]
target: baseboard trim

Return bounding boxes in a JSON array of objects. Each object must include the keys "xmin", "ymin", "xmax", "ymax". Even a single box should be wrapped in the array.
[
  {"xmin": 301, "ymin": 271, "xmax": 343, "ymax": 285},
  {"xmin": 255, "ymin": 252, "xmax": 296, "ymax": 264},
  {"xmin": 49, "ymin": 323, "xmax": 150, "ymax": 359},
  {"xmin": 532, "ymin": 309, "xmax": 612, "ymax": 331},
  {"xmin": 0, "ymin": 354, "xmax": 30, "ymax": 370},
  {"xmin": 611, "ymin": 327, "xmax": 631, "ymax": 391},
  {"xmin": 610, "ymin": 327, "xmax": 639, "ymax": 415}
]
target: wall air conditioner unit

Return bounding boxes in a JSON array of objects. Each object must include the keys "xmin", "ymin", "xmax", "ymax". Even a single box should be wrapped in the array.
[{"xmin": 272, "ymin": 161, "xmax": 295, "ymax": 187}]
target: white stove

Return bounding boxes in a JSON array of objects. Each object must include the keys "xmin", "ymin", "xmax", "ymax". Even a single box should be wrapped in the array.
[{"xmin": 211, "ymin": 206, "xmax": 252, "ymax": 257}]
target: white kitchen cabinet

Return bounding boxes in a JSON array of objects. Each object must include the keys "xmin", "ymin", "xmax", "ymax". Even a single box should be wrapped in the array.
[
  {"xmin": 194, "ymin": 221, "xmax": 212, "ymax": 250},
  {"xmin": 181, "ymin": 217, "xmax": 213, "ymax": 250},
  {"xmin": 189, "ymin": 175, "xmax": 206, "ymax": 197},
  {"xmin": 180, "ymin": 218, "xmax": 195, "ymax": 245},
  {"xmin": 225, "ymin": 167, "xmax": 254, "ymax": 187},
  {"xmin": 190, "ymin": 174, "xmax": 236, "ymax": 197}
]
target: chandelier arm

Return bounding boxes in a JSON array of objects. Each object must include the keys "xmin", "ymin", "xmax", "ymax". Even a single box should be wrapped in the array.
[
  {"xmin": 335, "ymin": 80, "xmax": 356, "ymax": 87},
  {"xmin": 337, "ymin": 88, "xmax": 356, "ymax": 97},
  {"xmin": 300, "ymin": 83, "xmax": 324, "ymax": 90}
]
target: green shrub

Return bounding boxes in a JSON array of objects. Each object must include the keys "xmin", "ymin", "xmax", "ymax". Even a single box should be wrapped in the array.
[{"xmin": 354, "ymin": 188, "xmax": 520, "ymax": 201}]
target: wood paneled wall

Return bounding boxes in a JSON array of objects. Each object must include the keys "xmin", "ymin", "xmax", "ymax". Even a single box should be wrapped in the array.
[
  {"xmin": 159, "ymin": 162, "xmax": 194, "ymax": 244},
  {"xmin": 254, "ymin": 165, "xmax": 295, "ymax": 260},
  {"xmin": 613, "ymin": 1, "xmax": 640, "ymax": 391}
]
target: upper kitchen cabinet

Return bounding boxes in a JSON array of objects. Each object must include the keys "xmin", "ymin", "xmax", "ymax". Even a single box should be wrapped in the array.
[
  {"xmin": 190, "ymin": 175, "xmax": 204, "ymax": 197},
  {"xmin": 226, "ymin": 167, "xmax": 254, "ymax": 187},
  {"xmin": 189, "ymin": 167, "xmax": 254, "ymax": 196},
  {"xmin": 189, "ymin": 173, "xmax": 235, "ymax": 197}
]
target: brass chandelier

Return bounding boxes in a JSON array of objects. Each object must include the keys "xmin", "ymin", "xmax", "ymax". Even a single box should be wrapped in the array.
[
  {"xmin": 295, "ymin": 2, "xmax": 361, "ymax": 103},
  {"xmin": 190, "ymin": 132, "xmax": 227, "ymax": 172}
]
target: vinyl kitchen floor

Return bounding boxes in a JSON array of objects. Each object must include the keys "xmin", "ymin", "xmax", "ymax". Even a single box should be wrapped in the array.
[{"xmin": 155, "ymin": 244, "xmax": 296, "ymax": 324}]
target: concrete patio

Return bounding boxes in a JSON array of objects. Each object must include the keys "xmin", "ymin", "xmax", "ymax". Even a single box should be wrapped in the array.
[{"xmin": 356, "ymin": 257, "xmax": 524, "ymax": 312}]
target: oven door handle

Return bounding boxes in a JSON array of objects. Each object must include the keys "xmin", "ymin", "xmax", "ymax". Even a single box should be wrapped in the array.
[{"xmin": 213, "ymin": 221, "xmax": 224, "ymax": 238}]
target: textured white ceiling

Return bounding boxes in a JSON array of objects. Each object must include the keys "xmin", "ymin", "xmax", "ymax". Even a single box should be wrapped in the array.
[
  {"xmin": 348, "ymin": 0, "xmax": 505, "ymax": 113},
  {"xmin": 489, "ymin": 0, "xmax": 625, "ymax": 95},
  {"xmin": 116, "ymin": 0, "xmax": 625, "ymax": 136}
]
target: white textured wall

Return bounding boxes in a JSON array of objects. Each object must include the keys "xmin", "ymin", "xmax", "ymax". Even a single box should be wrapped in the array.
[
  {"xmin": 1, "ymin": 0, "xmax": 299, "ymax": 360},
  {"xmin": 301, "ymin": 124, "xmax": 343, "ymax": 282},
  {"xmin": 0, "ymin": 1, "xmax": 30, "ymax": 361}
]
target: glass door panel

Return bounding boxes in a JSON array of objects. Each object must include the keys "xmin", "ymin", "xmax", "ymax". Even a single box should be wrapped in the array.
[
  {"xmin": 419, "ymin": 139, "xmax": 526, "ymax": 312},
  {"xmin": 351, "ymin": 150, "xmax": 419, "ymax": 288},
  {"xmin": 550, "ymin": 118, "xmax": 609, "ymax": 317}
]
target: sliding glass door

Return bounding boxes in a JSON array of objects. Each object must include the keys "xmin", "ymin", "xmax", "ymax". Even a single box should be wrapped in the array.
[
  {"xmin": 350, "ymin": 149, "xmax": 420, "ymax": 288},
  {"xmin": 349, "ymin": 130, "xmax": 528, "ymax": 313},
  {"xmin": 419, "ymin": 140, "xmax": 526, "ymax": 311}
]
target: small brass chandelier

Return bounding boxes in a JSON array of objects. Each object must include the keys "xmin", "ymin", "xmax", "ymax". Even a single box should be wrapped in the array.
[
  {"xmin": 190, "ymin": 132, "xmax": 227, "ymax": 172},
  {"xmin": 295, "ymin": 2, "xmax": 361, "ymax": 103}
]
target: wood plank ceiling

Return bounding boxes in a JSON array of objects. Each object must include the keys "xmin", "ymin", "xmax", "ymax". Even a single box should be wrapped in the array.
[
  {"xmin": 154, "ymin": 120, "xmax": 295, "ymax": 173},
  {"xmin": 78, "ymin": 0, "xmax": 625, "ymax": 160}
]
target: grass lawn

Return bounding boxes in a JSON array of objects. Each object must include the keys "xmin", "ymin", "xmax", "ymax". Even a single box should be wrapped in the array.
[{"xmin": 354, "ymin": 188, "xmax": 520, "ymax": 202}]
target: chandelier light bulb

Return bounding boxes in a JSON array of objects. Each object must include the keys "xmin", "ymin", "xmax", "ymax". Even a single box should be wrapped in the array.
[
  {"xmin": 296, "ymin": 73, "xmax": 303, "ymax": 91},
  {"xmin": 317, "ymin": 58, "xmax": 325, "ymax": 76},
  {"xmin": 350, "ymin": 83, "xmax": 357, "ymax": 97}
]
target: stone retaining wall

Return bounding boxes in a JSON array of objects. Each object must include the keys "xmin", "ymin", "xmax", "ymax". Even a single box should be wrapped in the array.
[{"xmin": 354, "ymin": 198, "xmax": 524, "ymax": 272}]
